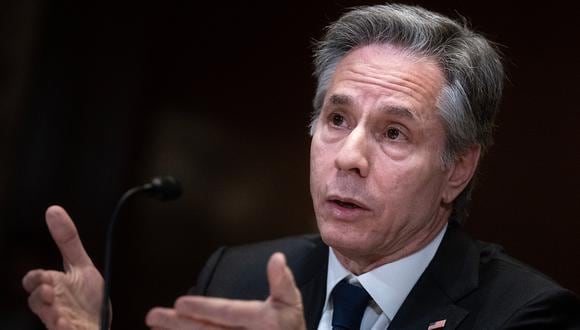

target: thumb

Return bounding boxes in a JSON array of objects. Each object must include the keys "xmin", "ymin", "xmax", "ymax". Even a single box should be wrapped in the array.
[
  {"xmin": 45, "ymin": 205, "xmax": 93, "ymax": 270},
  {"xmin": 267, "ymin": 252, "xmax": 302, "ymax": 307}
]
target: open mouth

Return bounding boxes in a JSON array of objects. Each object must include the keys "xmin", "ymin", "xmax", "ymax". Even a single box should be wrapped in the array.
[{"xmin": 332, "ymin": 199, "xmax": 361, "ymax": 209}]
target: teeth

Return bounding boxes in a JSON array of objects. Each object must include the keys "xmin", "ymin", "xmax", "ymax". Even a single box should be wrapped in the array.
[{"xmin": 335, "ymin": 200, "xmax": 358, "ymax": 209}]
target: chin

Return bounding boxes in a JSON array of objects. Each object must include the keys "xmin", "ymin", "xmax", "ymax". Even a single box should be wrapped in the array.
[{"xmin": 318, "ymin": 221, "xmax": 372, "ymax": 257}]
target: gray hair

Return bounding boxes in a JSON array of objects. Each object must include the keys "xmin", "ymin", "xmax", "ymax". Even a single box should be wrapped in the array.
[{"xmin": 310, "ymin": 4, "xmax": 504, "ymax": 222}]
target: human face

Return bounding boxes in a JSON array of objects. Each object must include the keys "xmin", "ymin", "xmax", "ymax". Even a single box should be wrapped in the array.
[{"xmin": 310, "ymin": 44, "xmax": 454, "ymax": 271}]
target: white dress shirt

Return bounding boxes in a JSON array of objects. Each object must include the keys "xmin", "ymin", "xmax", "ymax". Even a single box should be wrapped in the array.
[{"xmin": 317, "ymin": 225, "xmax": 447, "ymax": 330}]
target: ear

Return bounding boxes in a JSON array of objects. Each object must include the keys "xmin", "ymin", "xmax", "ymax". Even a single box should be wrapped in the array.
[{"xmin": 442, "ymin": 145, "xmax": 481, "ymax": 204}]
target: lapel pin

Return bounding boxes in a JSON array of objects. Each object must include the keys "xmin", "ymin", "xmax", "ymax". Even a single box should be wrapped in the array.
[{"xmin": 427, "ymin": 319, "xmax": 447, "ymax": 329}]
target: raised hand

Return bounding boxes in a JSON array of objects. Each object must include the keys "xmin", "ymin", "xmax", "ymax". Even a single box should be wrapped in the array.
[
  {"xmin": 22, "ymin": 205, "xmax": 106, "ymax": 330},
  {"xmin": 145, "ymin": 252, "xmax": 306, "ymax": 330}
]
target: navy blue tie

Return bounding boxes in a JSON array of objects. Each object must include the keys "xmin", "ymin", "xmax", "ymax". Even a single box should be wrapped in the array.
[{"xmin": 331, "ymin": 279, "xmax": 371, "ymax": 330}]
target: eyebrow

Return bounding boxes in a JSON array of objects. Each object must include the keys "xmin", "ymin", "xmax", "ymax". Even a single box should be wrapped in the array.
[
  {"xmin": 328, "ymin": 93, "xmax": 416, "ymax": 121},
  {"xmin": 380, "ymin": 105, "xmax": 416, "ymax": 121},
  {"xmin": 329, "ymin": 94, "xmax": 352, "ymax": 106}
]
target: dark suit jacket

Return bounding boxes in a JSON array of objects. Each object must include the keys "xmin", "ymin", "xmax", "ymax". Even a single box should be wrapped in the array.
[{"xmin": 190, "ymin": 223, "xmax": 580, "ymax": 329}]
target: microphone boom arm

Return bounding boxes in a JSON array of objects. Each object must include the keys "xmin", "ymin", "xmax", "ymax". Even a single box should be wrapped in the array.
[{"xmin": 99, "ymin": 177, "xmax": 181, "ymax": 330}]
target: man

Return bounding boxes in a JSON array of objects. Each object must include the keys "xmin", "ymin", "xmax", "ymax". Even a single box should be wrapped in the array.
[{"xmin": 23, "ymin": 4, "xmax": 580, "ymax": 330}]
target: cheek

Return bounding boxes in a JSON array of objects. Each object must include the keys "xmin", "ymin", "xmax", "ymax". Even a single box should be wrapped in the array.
[
  {"xmin": 370, "ymin": 163, "xmax": 405, "ymax": 195},
  {"xmin": 309, "ymin": 140, "xmax": 326, "ymax": 196},
  {"xmin": 380, "ymin": 164, "xmax": 446, "ymax": 217},
  {"xmin": 310, "ymin": 139, "xmax": 333, "ymax": 177},
  {"xmin": 310, "ymin": 137, "xmax": 340, "ymax": 208},
  {"xmin": 371, "ymin": 160, "xmax": 440, "ymax": 212}
]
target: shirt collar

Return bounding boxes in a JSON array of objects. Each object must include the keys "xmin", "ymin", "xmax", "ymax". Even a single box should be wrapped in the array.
[{"xmin": 325, "ymin": 224, "xmax": 447, "ymax": 321}]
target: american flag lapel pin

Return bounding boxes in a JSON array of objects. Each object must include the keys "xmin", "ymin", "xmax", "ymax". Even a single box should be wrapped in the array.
[{"xmin": 427, "ymin": 319, "xmax": 447, "ymax": 329}]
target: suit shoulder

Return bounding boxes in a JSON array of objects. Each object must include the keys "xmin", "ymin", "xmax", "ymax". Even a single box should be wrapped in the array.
[
  {"xmin": 476, "ymin": 240, "xmax": 571, "ymax": 295},
  {"xmin": 467, "ymin": 240, "xmax": 580, "ymax": 327},
  {"xmin": 193, "ymin": 234, "xmax": 325, "ymax": 300}
]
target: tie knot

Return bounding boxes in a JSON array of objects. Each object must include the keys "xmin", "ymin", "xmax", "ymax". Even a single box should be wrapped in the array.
[{"xmin": 331, "ymin": 279, "xmax": 371, "ymax": 330}]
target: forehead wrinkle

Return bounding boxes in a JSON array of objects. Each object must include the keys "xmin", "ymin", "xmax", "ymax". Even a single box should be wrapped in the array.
[
  {"xmin": 326, "ymin": 91, "xmax": 419, "ymax": 124},
  {"xmin": 346, "ymin": 64, "xmax": 441, "ymax": 107},
  {"xmin": 401, "ymin": 68, "xmax": 443, "ymax": 102},
  {"xmin": 339, "ymin": 77, "xmax": 431, "ymax": 122},
  {"xmin": 350, "ymin": 44, "xmax": 443, "ymax": 97}
]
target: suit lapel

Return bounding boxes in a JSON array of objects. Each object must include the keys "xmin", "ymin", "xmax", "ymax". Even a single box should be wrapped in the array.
[
  {"xmin": 387, "ymin": 274, "xmax": 469, "ymax": 329},
  {"xmin": 389, "ymin": 223, "xmax": 480, "ymax": 329},
  {"xmin": 294, "ymin": 238, "xmax": 328, "ymax": 330}
]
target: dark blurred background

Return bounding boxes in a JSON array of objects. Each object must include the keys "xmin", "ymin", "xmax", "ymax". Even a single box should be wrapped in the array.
[{"xmin": 1, "ymin": 0, "xmax": 578, "ymax": 329}]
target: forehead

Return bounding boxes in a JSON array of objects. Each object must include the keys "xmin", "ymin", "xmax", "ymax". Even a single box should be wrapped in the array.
[{"xmin": 326, "ymin": 44, "xmax": 445, "ymax": 115}]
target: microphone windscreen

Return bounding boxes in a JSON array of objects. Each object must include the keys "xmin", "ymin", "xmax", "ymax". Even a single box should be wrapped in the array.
[{"xmin": 145, "ymin": 176, "xmax": 182, "ymax": 201}]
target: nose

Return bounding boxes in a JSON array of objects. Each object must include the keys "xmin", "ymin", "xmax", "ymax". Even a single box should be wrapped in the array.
[{"xmin": 334, "ymin": 126, "xmax": 370, "ymax": 177}]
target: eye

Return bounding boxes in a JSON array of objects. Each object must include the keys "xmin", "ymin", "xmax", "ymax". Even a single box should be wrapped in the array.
[
  {"xmin": 386, "ymin": 127, "xmax": 401, "ymax": 140},
  {"xmin": 330, "ymin": 113, "xmax": 346, "ymax": 127}
]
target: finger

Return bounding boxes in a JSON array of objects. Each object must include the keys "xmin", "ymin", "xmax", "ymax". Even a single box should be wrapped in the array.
[
  {"xmin": 28, "ymin": 285, "xmax": 57, "ymax": 327},
  {"xmin": 45, "ymin": 205, "xmax": 93, "ymax": 269},
  {"xmin": 55, "ymin": 317, "xmax": 75, "ymax": 330},
  {"xmin": 193, "ymin": 323, "xmax": 241, "ymax": 330},
  {"xmin": 150, "ymin": 325, "xmax": 230, "ymax": 330},
  {"xmin": 147, "ymin": 307, "xmax": 242, "ymax": 330},
  {"xmin": 173, "ymin": 296, "xmax": 264, "ymax": 327},
  {"xmin": 28, "ymin": 284, "xmax": 55, "ymax": 305},
  {"xmin": 267, "ymin": 252, "xmax": 302, "ymax": 307},
  {"xmin": 146, "ymin": 307, "xmax": 204, "ymax": 329},
  {"xmin": 22, "ymin": 269, "xmax": 54, "ymax": 293}
]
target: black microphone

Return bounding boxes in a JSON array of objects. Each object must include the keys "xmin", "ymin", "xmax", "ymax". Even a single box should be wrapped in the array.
[
  {"xmin": 100, "ymin": 176, "xmax": 182, "ymax": 330},
  {"xmin": 143, "ymin": 176, "xmax": 182, "ymax": 201}
]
